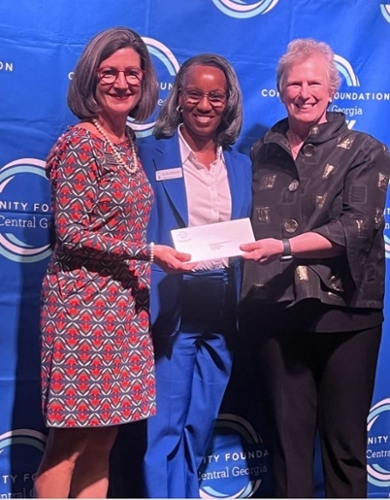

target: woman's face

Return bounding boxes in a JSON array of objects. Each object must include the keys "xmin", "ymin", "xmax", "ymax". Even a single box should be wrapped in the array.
[
  {"xmin": 280, "ymin": 55, "xmax": 332, "ymax": 130},
  {"xmin": 178, "ymin": 64, "xmax": 227, "ymax": 142},
  {"xmin": 95, "ymin": 47, "xmax": 143, "ymax": 120}
]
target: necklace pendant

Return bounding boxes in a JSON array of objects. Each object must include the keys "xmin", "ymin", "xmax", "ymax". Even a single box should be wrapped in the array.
[{"xmin": 93, "ymin": 118, "xmax": 138, "ymax": 175}]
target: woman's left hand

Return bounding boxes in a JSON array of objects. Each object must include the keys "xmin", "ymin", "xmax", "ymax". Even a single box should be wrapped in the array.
[{"xmin": 240, "ymin": 238, "xmax": 283, "ymax": 263}]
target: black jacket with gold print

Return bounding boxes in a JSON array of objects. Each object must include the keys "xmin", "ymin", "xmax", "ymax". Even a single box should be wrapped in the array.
[{"xmin": 241, "ymin": 112, "xmax": 390, "ymax": 311}]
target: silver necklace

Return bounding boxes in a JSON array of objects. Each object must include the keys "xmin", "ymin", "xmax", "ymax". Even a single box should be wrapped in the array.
[{"xmin": 93, "ymin": 118, "xmax": 138, "ymax": 174}]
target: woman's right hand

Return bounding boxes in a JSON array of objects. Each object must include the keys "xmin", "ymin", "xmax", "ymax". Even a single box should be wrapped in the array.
[
  {"xmin": 153, "ymin": 245, "xmax": 195, "ymax": 273},
  {"xmin": 240, "ymin": 238, "xmax": 284, "ymax": 263}
]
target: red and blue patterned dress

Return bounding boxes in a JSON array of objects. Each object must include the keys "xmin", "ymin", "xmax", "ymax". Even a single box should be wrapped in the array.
[{"xmin": 40, "ymin": 126, "xmax": 156, "ymax": 427}]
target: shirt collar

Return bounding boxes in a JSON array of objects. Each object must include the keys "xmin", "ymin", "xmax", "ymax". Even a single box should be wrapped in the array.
[
  {"xmin": 178, "ymin": 124, "xmax": 224, "ymax": 165},
  {"xmin": 178, "ymin": 124, "xmax": 193, "ymax": 163}
]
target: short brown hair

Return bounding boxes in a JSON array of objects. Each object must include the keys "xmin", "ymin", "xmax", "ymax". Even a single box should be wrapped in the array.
[{"xmin": 68, "ymin": 26, "xmax": 158, "ymax": 121}]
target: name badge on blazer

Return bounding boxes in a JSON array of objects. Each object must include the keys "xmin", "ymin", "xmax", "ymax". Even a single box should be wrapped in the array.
[{"xmin": 156, "ymin": 168, "xmax": 183, "ymax": 181}]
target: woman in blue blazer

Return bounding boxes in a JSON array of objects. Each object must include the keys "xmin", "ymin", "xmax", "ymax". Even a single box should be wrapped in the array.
[{"xmin": 138, "ymin": 53, "xmax": 252, "ymax": 498}]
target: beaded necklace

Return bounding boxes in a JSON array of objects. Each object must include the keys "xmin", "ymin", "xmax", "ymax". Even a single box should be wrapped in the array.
[{"xmin": 93, "ymin": 118, "xmax": 138, "ymax": 174}]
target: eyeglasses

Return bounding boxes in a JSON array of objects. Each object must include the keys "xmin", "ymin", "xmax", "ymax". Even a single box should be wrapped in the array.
[
  {"xmin": 182, "ymin": 89, "xmax": 228, "ymax": 108},
  {"xmin": 97, "ymin": 67, "xmax": 145, "ymax": 85}
]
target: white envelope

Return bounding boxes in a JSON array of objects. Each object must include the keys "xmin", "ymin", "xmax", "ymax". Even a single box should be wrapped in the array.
[{"xmin": 171, "ymin": 218, "xmax": 255, "ymax": 262}]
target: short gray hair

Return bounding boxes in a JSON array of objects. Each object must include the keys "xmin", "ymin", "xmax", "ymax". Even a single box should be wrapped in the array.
[
  {"xmin": 68, "ymin": 27, "xmax": 158, "ymax": 121},
  {"xmin": 154, "ymin": 53, "xmax": 243, "ymax": 147},
  {"xmin": 276, "ymin": 38, "xmax": 341, "ymax": 97}
]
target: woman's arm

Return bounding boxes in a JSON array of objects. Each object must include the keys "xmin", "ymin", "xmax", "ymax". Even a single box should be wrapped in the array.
[
  {"xmin": 241, "ymin": 138, "xmax": 390, "ymax": 275},
  {"xmin": 240, "ymin": 232, "xmax": 343, "ymax": 263}
]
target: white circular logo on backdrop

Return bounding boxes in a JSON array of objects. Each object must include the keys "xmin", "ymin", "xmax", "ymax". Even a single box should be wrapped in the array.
[
  {"xmin": 333, "ymin": 55, "xmax": 360, "ymax": 88},
  {"xmin": 0, "ymin": 429, "xmax": 46, "ymax": 497},
  {"xmin": 0, "ymin": 158, "xmax": 53, "ymax": 263},
  {"xmin": 0, "ymin": 428, "xmax": 46, "ymax": 453},
  {"xmin": 211, "ymin": 0, "xmax": 279, "ymax": 18},
  {"xmin": 329, "ymin": 54, "xmax": 390, "ymax": 130},
  {"xmin": 384, "ymin": 234, "xmax": 390, "ymax": 259},
  {"xmin": 130, "ymin": 38, "xmax": 180, "ymax": 138},
  {"xmin": 199, "ymin": 413, "xmax": 268, "ymax": 498},
  {"xmin": 331, "ymin": 55, "xmax": 360, "ymax": 130},
  {"xmin": 367, "ymin": 399, "xmax": 390, "ymax": 487},
  {"xmin": 380, "ymin": 4, "xmax": 390, "ymax": 23}
]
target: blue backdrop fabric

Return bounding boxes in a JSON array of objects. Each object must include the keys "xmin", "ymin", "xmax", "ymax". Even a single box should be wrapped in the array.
[{"xmin": 1, "ymin": 1, "xmax": 390, "ymax": 497}]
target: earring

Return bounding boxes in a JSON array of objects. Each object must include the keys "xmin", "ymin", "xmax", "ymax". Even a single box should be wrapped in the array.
[{"xmin": 176, "ymin": 105, "xmax": 182, "ymax": 113}]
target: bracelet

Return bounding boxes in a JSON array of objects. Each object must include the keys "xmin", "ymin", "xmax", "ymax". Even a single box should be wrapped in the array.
[
  {"xmin": 280, "ymin": 238, "xmax": 293, "ymax": 261},
  {"xmin": 149, "ymin": 242, "xmax": 155, "ymax": 263}
]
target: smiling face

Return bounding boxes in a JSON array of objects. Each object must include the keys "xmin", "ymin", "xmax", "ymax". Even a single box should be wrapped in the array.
[
  {"xmin": 178, "ymin": 64, "xmax": 227, "ymax": 145},
  {"xmin": 280, "ymin": 55, "xmax": 333, "ymax": 134},
  {"xmin": 95, "ymin": 47, "xmax": 143, "ymax": 122}
]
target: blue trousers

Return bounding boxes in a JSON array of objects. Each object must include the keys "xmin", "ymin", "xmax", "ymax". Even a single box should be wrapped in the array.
[{"xmin": 143, "ymin": 269, "xmax": 237, "ymax": 498}]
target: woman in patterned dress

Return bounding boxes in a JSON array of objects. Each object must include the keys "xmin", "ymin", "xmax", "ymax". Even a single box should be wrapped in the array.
[{"xmin": 34, "ymin": 27, "xmax": 193, "ymax": 498}]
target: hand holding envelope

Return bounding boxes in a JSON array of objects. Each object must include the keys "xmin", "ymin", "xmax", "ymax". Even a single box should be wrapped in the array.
[
  {"xmin": 152, "ymin": 245, "xmax": 196, "ymax": 273},
  {"xmin": 171, "ymin": 218, "xmax": 255, "ymax": 263}
]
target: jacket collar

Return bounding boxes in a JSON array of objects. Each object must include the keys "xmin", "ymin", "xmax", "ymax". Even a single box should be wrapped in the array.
[{"xmin": 264, "ymin": 111, "xmax": 348, "ymax": 149}]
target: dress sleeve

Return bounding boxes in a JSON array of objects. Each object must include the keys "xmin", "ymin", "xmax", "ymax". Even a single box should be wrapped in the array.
[
  {"xmin": 311, "ymin": 141, "xmax": 390, "ymax": 288},
  {"xmin": 48, "ymin": 131, "xmax": 151, "ymax": 261}
]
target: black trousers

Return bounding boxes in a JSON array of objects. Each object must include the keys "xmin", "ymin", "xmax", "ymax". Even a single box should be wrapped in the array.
[{"xmin": 240, "ymin": 303, "xmax": 382, "ymax": 498}]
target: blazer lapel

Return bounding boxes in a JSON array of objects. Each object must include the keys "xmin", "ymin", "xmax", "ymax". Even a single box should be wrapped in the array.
[
  {"xmin": 153, "ymin": 135, "xmax": 188, "ymax": 226},
  {"xmin": 225, "ymin": 150, "xmax": 243, "ymax": 220}
]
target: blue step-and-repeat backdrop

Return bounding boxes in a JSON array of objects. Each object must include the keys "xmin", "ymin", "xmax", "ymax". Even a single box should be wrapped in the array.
[{"xmin": 1, "ymin": 1, "xmax": 390, "ymax": 497}]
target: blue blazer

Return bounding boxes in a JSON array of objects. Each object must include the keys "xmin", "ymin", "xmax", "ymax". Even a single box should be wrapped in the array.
[{"xmin": 138, "ymin": 132, "xmax": 252, "ymax": 335}]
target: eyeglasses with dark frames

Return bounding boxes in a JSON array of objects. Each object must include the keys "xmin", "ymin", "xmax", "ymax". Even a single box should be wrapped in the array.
[
  {"xmin": 97, "ymin": 67, "xmax": 145, "ymax": 85},
  {"xmin": 182, "ymin": 89, "xmax": 228, "ymax": 107}
]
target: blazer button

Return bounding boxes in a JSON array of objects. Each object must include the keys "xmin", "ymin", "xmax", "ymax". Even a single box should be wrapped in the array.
[
  {"xmin": 303, "ymin": 144, "xmax": 315, "ymax": 157},
  {"xmin": 288, "ymin": 179, "xmax": 299, "ymax": 192},
  {"xmin": 284, "ymin": 219, "xmax": 299, "ymax": 233}
]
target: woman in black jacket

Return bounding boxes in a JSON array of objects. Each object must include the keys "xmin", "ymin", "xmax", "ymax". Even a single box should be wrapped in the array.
[{"xmin": 240, "ymin": 38, "xmax": 390, "ymax": 498}]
